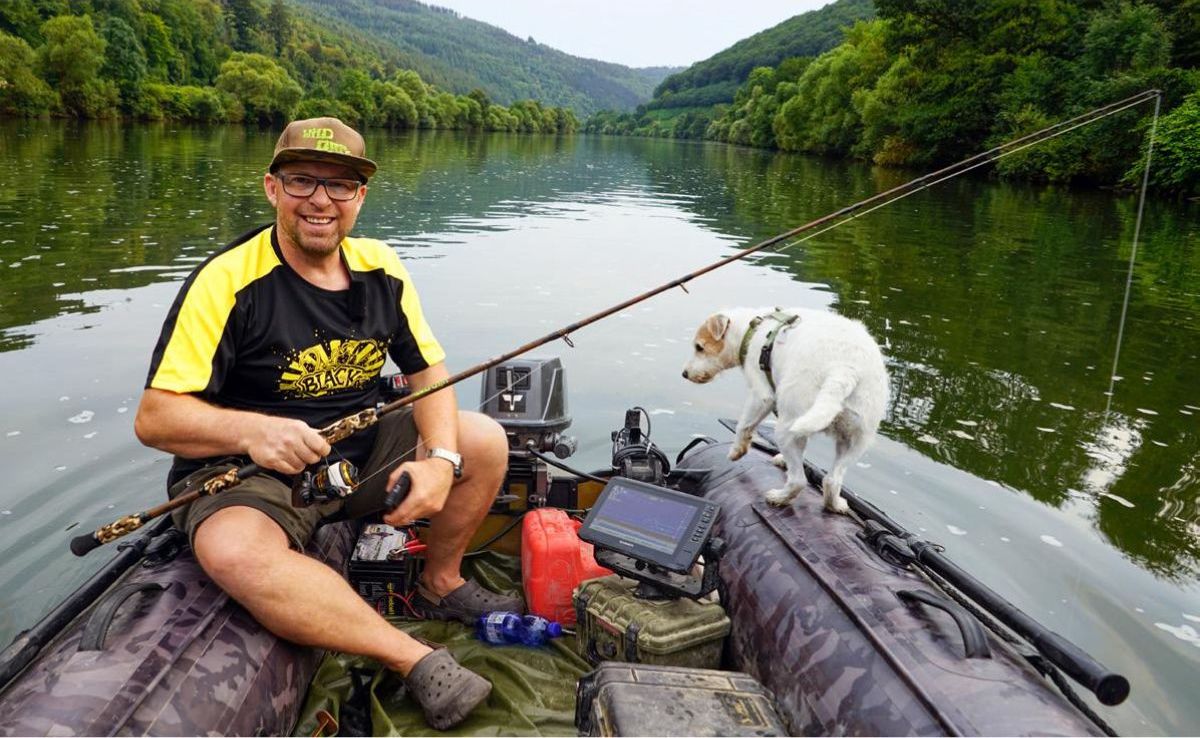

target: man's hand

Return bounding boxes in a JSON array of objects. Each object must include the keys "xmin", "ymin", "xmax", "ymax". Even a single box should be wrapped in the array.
[
  {"xmin": 243, "ymin": 415, "xmax": 331, "ymax": 475},
  {"xmin": 382, "ymin": 458, "xmax": 455, "ymax": 526}
]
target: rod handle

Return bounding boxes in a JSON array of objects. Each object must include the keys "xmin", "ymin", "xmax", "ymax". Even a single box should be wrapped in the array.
[
  {"xmin": 1033, "ymin": 630, "xmax": 1131, "ymax": 705},
  {"xmin": 70, "ymin": 533, "xmax": 103, "ymax": 557},
  {"xmin": 384, "ymin": 472, "xmax": 412, "ymax": 512}
]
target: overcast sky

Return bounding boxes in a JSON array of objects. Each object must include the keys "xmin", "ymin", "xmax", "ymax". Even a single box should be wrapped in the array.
[{"xmin": 427, "ymin": 0, "xmax": 835, "ymax": 68}]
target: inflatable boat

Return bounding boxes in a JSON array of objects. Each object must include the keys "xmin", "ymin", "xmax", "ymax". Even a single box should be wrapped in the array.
[{"xmin": 0, "ymin": 361, "xmax": 1127, "ymax": 736}]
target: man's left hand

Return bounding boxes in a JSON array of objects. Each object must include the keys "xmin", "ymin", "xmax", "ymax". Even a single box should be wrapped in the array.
[{"xmin": 382, "ymin": 458, "xmax": 455, "ymax": 526}]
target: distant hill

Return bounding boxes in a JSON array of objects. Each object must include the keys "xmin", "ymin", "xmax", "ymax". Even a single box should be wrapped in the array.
[
  {"xmin": 289, "ymin": 0, "xmax": 681, "ymax": 116},
  {"xmin": 650, "ymin": 0, "xmax": 875, "ymax": 110}
]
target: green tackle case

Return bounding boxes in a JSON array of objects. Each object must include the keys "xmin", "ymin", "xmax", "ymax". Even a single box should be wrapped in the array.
[
  {"xmin": 573, "ymin": 575, "xmax": 730, "ymax": 669},
  {"xmin": 575, "ymin": 662, "xmax": 788, "ymax": 736}
]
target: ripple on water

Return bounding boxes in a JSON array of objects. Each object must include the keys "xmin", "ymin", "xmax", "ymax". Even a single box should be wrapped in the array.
[
  {"xmin": 1154, "ymin": 622, "xmax": 1200, "ymax": 648},
  {"xmin": 68, "ymin": 411, "xmax": 94, "ymax": 424},
  {"xmin": 1040, "ymin": 535, "xmax": 1064, "ymax": 547}
]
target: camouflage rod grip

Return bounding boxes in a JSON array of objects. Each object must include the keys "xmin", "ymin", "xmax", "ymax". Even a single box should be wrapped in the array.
[{"xmin": 71, "ymin": 513, "xmax": 147, "ymax": 556}]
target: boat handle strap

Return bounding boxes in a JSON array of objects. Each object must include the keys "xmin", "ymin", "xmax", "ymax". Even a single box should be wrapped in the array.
[
  {"xmin": 78, "ymin": 581, "xmax": 167, "ymax": 652},
  {"xmin": 896, "ymin": 589, "xmax": 992, "ymax": 660}
]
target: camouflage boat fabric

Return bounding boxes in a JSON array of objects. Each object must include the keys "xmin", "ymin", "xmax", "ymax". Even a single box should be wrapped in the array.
[
  {"xmin": 688, "ymin": 441, "xmax": 1102, "ymax": 737},
  {"xmin": 295, "ymin": 552, "xmax": 591, "ymax": 737},
  {"xmin": 0, "ymin": 521, "xmax": 357, "ymax": 737}
]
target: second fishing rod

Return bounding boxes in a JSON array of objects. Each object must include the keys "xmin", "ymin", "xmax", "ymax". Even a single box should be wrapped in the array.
[{"xmin": 69, "ymin": 88, "xmax": 1162, "ymax": 557}]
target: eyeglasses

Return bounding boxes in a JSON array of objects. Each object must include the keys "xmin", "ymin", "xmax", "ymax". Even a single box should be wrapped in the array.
[{"xmin": 274, "ymin": 173, "xmax": 363, "ymax": 201}]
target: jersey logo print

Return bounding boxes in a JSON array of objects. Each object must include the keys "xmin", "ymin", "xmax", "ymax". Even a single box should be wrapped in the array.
[{"xmin": 278, "ymin": 339, "xmax": 386, "ymax": 398}]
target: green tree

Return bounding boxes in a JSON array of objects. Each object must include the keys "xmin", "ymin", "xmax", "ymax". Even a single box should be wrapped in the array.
[
  {"xmin": 215, "ymin": 51, "xmax": 301, "ymax": 123},
  {"xmin": 0, "ymin": 31, "xmax": 56, "ymax": 115},
  {"xmin": 266, "ymin": 0, "xmax": 291, "ymax": 54},
  {"xmin": 225, "ymin": 0, "xmax": 264, "ymax": 53},
  {"xmin": 775, "ymin": 20, "xmax": 889, "ymax": 154},
  {"xmin": 1127, "ymin": 90, "xmax": 1200, "ymax": 195},
  {"xmin": 100, "ymin": 16, "xmax": 148, "ymax": 111},
  {"xmin": 1081, "ymin": 1, "xmax": 1171, "ymax": 77},
  {"xmin": 0, "ymin": 0, "xmax": 44, "ymax": 41},
  {"xmin": 38, "ymin": 14, "xmax": 117, "ymax": 117},
  {"xmin": 336, "ymin": 68, "xmax": 377, "ymax": 125},
  {"xmin": 378, "ymin": 83, "xmax": 417, "ymax": 128}
]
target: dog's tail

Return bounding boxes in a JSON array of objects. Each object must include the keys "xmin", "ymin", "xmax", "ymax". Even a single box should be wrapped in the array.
[{"xmin": 789, "ymin": 367, "xmax": 858, "ymax": 436}]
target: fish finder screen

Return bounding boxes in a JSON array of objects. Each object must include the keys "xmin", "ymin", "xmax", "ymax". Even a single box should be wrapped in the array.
[{"xmin": 587, "ymin": 483, "xmax": 698, "ymax": 555}]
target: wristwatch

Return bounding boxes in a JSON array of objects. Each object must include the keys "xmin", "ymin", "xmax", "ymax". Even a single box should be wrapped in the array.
[{"xmin": 426, "ymin": 447, "xmax": 463, "ymax": 478}]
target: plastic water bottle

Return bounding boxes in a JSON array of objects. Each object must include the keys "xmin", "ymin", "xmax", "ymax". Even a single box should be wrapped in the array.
[
  {"xmin": 477, "ymin": 612, "xmax": 563, "ymax": 646},
  {"xmin": 477, "ymin": 611, "xmax": 521, "ymax": 645},
  {"xmin": 517, "ymin": 614, "xmax": 563, "ymax": 646}
]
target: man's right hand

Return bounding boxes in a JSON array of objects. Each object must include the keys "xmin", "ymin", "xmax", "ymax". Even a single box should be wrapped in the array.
[{"xmin": 243, "ymin": 415, "xmax": 331, "ymax": 475}]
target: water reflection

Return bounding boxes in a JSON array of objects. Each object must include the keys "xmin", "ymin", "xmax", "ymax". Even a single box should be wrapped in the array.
[{"xmin": 638, "ymin": 148, "xmax": 1200, "ymax": 581}]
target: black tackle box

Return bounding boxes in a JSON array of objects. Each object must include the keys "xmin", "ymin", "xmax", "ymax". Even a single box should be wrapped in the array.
[{"xmin": 574, "ymin": 662, "xmax": 788, "ymax": 736}]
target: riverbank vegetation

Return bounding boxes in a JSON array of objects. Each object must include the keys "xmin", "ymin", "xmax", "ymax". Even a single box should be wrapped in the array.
[
  {"xmin": 586, "ymin": 0, "xmax": 1200, "ymax": 193},
  {"xmin": 0, "ymin": 0, "xmax": 577, "ymax": 133}
]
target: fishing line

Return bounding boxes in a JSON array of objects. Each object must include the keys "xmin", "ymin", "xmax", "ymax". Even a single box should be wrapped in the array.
[
  {"xmin": 73, "ymin": 90, "xmax": 1164, "ymax": 554},
  {"xmin": 1105, "ymin": 93, "xmax": 1162, "ymax": 416},
  {"xmin": 354, "ymin": 90, "xmax": 1163, "ymax": 500},
  {"xmin": 764, "ymin": 92, "xmax": 1160, "ymax": 257}
]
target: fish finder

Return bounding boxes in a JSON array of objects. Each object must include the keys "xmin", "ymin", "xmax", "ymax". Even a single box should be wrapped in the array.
[{"xmin": 578, "ymin": 477, "xmax": 724, "ymax": 599}]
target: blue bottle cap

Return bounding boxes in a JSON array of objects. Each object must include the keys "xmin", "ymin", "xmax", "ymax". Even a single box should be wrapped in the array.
[{"xmin": 546, "ymin": 621, "xmax": 563, "ymax": 638}]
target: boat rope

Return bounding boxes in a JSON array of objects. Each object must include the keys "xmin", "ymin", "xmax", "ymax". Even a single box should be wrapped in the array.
[{"xmin": 71, "ymin": 89, "xmax": 1163, "ymax": 556}]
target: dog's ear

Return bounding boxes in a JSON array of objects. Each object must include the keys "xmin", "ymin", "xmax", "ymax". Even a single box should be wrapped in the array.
[{"xmin": 705, "ymin": 313, "xmax": 730, "ymax": 342}]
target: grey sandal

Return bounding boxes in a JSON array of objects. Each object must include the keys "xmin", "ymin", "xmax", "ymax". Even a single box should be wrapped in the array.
[
  {"xmin": 412, "ymin": 579, "xmax": 525, "ymax": 623},
  {"xmin": 404, "ymin": 649, "xmax": 492, "ymax": 730}
]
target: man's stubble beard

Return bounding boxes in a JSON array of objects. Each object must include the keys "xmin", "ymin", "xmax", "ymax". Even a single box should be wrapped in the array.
[{"xmin": 281, "ymin": 218, "xmax": 349, "ymax": 260}]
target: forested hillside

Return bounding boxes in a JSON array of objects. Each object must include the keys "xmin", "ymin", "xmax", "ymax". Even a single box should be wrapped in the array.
[
  {"xmin": 0, "ymin": 0, "xmax": 662, "ymax": 130},
  {"xmin": 289, "ymin": 0, "xmax": 678, "ymax": 117},
  {"xmin": 650, "ymin": 0, "xmax": 874, "ymax": 111},
  {"xmin": 589, "ymin": 0, "xmax": 1200, "ymax": 194}
]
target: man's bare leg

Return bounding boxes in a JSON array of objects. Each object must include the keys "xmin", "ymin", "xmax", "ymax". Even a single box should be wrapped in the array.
[
  {"xmin": 193, "ymin": 507, "xmax": 431, "ymax": 675},
  {"xmin": 420, "ymin": 411, "xmax": 509, "ymax": 597}
]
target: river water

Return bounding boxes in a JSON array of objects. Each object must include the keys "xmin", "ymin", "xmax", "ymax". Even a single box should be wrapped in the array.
[{"xmin": 0, "ymin": 120, "xmax": 1197, "ymax": 734}]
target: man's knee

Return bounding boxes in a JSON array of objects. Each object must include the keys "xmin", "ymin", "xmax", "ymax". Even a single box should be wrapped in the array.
[
  {"xmin": 459, "ymin": 411, "xmax": 508, "ymax": 477},
  {"xmin": 192, "ymin": 506, "xmax": 289, "ymax": 586}
]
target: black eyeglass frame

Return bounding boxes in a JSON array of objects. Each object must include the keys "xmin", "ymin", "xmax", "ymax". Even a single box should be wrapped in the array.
[{"xmin": 272, "ymin": 172, "xmax": 365, "ymax": 201}]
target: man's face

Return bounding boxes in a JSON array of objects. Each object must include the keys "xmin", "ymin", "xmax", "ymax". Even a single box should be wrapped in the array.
[{"xmin": 264, "ymin": 161, "xmax": 366, "ymax": 259}]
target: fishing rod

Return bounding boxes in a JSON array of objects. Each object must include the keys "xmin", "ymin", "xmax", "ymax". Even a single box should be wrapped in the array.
[{"xmin": 70, "ymin": 89, "xmax": 1162, "ymax": 557}]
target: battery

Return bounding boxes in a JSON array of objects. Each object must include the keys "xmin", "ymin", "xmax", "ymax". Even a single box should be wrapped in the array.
[{"xmin": 347, "ymin": 523, "xmax": 424, "ymax": 617}]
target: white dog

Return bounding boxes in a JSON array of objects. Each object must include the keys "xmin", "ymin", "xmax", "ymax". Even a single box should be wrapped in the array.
[{"xmin": 682, "ymin": 307, "xmax": 888, "ymax": 513}]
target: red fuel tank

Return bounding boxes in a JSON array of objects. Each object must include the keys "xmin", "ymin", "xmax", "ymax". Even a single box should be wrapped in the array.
[{"xmin": 521, "ymin": 508, "xmax": 611, "ymax": 625}]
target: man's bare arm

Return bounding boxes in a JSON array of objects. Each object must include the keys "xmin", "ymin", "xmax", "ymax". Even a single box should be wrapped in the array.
[
  {"xmin": 134, "ymin": 388, "xmax": 330, "ymax": 475},
  {"xmin": 382, "ymin": 362, "xmax": 460, "ymax": 524}
]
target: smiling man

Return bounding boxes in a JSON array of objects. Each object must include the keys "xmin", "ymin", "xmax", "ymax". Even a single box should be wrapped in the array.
[{"xmin": 133, "ymin": 117, "xmax": 516, "ymax": 730}]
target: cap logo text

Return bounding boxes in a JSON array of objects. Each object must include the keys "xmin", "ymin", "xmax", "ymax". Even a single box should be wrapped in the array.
[
  {"xmin": 301, "ymin": 127, "xmax": 334, "ymax": 140},
  {"xmin": 314, "ymin": 140, "xmax": 351, "ymax": 154}
]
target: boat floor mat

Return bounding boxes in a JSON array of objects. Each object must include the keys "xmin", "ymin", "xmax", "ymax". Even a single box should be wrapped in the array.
[{"xmin": 294, "ymin": 551, "xmax": 591, "ymax": 736}]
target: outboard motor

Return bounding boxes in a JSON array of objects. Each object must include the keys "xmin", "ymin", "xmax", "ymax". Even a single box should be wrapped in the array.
[
  {"xmin": 479, "ymin": 356, "xmax": 575, "ymax": 459},
  {"xmin": 480, "ymin": 357, "xmax": 578, "ymax": 509}
]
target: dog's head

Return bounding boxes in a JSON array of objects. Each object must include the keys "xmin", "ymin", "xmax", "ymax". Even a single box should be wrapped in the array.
[{"xmin": 682, "ymin": 312, "xmax": 740, "ymax": 384}]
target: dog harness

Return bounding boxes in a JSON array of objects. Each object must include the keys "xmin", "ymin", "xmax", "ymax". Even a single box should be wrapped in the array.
[{"xmin": 737, "ymin": 309, "xmax": 800, "ymax": 391}]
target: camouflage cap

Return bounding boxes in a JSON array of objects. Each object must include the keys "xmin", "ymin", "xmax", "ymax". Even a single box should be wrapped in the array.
[{"xmin": 269, "ymin": 117, "xmax": 377, "ymax": 181}]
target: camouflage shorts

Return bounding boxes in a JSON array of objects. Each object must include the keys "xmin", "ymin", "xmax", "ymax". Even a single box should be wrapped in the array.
[{"xmin": 170, "ymin": 407, "xmax": 419, "ymax": 549}]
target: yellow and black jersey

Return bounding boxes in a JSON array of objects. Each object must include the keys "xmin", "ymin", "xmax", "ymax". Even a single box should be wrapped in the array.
[{"xmin": 147, "ymin": 224, "xmax": 444, "ymax": 484}]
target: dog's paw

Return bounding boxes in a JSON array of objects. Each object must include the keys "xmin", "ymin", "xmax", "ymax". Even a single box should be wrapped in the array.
[
  {"xmin": 728, "ymin": 441, "xmax": 749, "ymax": 461},
  {"xmin": 824, "ymin": 495, "xmax": 850, "ymax": 515},
  {"xmin": 771, "ymin": 453, "xmax": 787, "ymax": 469},
  {"xmin": 764, "ymin": 487, "xmax": 795, "ymax": 506}
]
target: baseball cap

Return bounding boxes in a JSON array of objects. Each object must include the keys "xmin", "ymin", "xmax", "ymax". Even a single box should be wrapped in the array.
[{"xmin": 269, "ymin": 117, "xmax": 378, "ymax": 181}]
